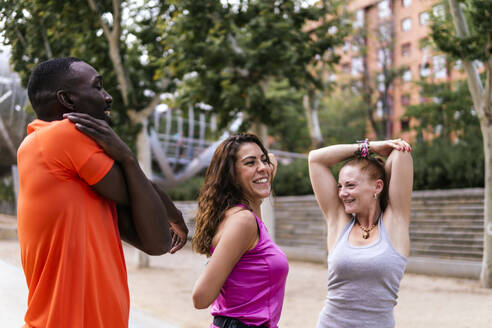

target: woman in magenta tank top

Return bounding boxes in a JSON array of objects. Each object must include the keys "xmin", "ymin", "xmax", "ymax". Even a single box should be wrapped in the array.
[{"xmin": 192, "ymin": 133, "xmax": 289, "ymax": 328}]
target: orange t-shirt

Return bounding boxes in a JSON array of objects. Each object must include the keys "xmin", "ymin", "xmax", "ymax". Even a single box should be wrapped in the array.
[{"xmin": 17, "ymin": 119, "xmax": 129, "ymax": 328}]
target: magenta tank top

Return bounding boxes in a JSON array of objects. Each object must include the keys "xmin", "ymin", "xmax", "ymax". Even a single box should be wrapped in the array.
[{"xmin": 209, "ymin": 204, "xmax": 289, "ymax": 328}]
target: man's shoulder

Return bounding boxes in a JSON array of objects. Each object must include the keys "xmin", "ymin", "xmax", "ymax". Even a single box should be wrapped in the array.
[
  {"xmin": 38, "ymin": 119, "xmax": 97, "ymax": 148},
  {"xmin": 40, "ymin": 119, "xmax": 81, "ymax": 138}
]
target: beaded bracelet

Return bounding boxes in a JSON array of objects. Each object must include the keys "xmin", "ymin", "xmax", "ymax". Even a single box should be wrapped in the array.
[{"xmin": 357, "ymin": 138, "xmax": 369, "ymax": 158}]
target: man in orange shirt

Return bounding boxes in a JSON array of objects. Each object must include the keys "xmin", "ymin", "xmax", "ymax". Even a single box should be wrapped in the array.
[{"xmin": 17, "ymin": 57, "xmax": 188, "ymax": 327}]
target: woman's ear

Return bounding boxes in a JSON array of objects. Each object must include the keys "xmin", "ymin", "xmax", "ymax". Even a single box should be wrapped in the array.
[
  {"xmin": 375, "ymin": 179, "xmax": 384, "ymax": 194},
  {"xmin": 56, "ymin": 90, "xmax": 75, "ymax": 110}
]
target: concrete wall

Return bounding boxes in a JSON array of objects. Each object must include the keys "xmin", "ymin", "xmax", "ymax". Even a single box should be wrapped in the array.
[{"xmin": 176, "ymin": 188, "xmax": 485, "ymax": 279}]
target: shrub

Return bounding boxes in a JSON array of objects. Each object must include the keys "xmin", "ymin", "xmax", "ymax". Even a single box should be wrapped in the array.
[{"xmin": 273, "ymin": 158, "xmax": 313, "ymax": 196}]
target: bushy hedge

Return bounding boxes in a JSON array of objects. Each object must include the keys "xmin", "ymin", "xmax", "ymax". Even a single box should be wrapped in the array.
[
  {"xmin": 273, "ymin": 158, "xmax": 313, "ymax": 196},
  {"xmin": 165, "ymin": 175, "xmax": 205, "ymax": 201},
  {"xmin": 412, "ymin": 136, "xmax": 484, "ymax": 190}
]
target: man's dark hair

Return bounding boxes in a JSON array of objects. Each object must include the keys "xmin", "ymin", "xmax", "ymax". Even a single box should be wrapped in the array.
[{"xmin": 27, "ymin": 57, "xmax": 82, "ymax": 110}]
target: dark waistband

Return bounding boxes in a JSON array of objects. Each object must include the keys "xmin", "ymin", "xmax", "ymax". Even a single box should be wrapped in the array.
[{"xmin": 213, "ymin": 315, "xmax": 267, "ymax": 328}]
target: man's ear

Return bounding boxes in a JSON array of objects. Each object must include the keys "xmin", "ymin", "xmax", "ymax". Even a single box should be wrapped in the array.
[{"xmin": 56, "ymin": 90, "xmax": 75, "ymax": 110}]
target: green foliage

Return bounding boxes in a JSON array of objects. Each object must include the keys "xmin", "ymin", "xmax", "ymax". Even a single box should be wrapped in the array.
[
  {"xmin": 0, "ymin": 176, "xmax": 15, "ymax": 202},
  {"xmin": 405, "ymin": 79, "xmax": 480, "ymax": 140},
  {"xmin": 0, "ymin": 1, "xmax": 175, "ymax": 149},
  {"xmin": 265, "ymin": 79, "xmax": 311, "ymax": 153},
  {"xmin": 164, "ymin": 0, "xmax": 349, "ymax": 127},
  {"xmin": 273, "ymin": 158, "xmax": 312, "ymax": 196},
  {"xmin": 319, "ymin": 90, "xmax": 367, "ymax": 145},
  {"xmin": 430, "ymin": 0, "xmax": 491, "ymax": 62},
  {"xmin": 412, "ymin": 136, "xmax": 484, "ymax": 190},
  {"xmin": 166, "ymin": 175, "xmax": 205, "ymax": 201},
  {"xmin": 405, "ymin": 78, "xmax": 484, "ymax": 189}
]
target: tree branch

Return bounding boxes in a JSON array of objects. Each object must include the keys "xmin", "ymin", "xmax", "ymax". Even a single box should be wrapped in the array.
[
  {"xmin": 87, "ymin": 0, "xmax": 132, "ymax": 106},
  {"xmin": 40, "ymin": 20, "xmax": 53, "ymax": 59},
  {"xmin": 448, "ymin": 0, "xmax": 485, "ymax": 117},
  {"xmin": 128, "ymin": 93, "xmax": 161, "ymax": 123}
]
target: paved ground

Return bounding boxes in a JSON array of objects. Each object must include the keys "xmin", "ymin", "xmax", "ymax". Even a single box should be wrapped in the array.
[
  {"xmin": 1, "ymin": 222, "xmax": 492, "ymax": 327},
  {"xmin": 0, "ymin": 245, "xmax": 177, "ymax": 328}
]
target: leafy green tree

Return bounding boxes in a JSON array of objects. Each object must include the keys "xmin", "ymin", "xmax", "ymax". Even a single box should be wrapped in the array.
[
  {"xmin": 163, "ymin": 0, "xmax": 348, "ymax": 144},
  {"xmin": 348, "ymin": 15, "xmax": 406, "ymax": 139},
  {"xmin": 429, "ymin": 0, "xmax": 492, "ymax": 287},
  {"xmin": 405, "ymin": 79, "xmax": 483, "ymax": 189},
  {"xmin": 319, "ymin": 89, "xmax": 367, "ymax": 145},
  {"xmin": 0, "ymin": 0, "xmax": 175, "ymax": 173}
]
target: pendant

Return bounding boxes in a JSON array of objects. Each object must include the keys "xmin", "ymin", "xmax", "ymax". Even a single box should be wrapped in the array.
[{"xmin": 362, "ymin": 232, "xmax": 369, "ymax": 239}]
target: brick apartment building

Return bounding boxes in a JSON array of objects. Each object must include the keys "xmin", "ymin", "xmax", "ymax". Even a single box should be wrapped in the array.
[{"xmin": 336, "ymin": 0, "xmax": 472, "ymax": 139}]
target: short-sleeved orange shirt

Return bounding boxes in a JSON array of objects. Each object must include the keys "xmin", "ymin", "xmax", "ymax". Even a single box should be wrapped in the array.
[{"xmin": 17, "ymin": 119, "xmax": 129, "ymax": 328}]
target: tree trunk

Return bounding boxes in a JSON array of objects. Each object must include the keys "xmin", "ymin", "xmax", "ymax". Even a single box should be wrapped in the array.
[
  {"xmin": 448, "ymin": 0, "xmax": 492, "ymax": 287},
  {"xmin": 481, "ymin": 121, "xmax": 492, "ymax": 287},
  {"xmin": 303, "ymin": 92, "xmax": 323, "ymax": 149},
  {"xmin": 128, "ymin": 110, "xmax": 153, "ymax": 269}
]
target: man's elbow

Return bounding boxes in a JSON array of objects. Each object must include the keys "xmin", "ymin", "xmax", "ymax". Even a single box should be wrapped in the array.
[{"xmin": 142, "ymin": 232, "xmax": 172, "ymax": 255}]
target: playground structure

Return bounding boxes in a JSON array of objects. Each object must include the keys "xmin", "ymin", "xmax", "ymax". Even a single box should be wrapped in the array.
[{"xmin": 149, "ymin": 106, "xmax": 306, "ymax": 189}]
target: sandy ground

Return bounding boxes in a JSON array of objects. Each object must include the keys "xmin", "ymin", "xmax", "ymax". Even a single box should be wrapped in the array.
[{"xmin": 1, "ymin": 239, "xmax": 491, "ymax": 328}]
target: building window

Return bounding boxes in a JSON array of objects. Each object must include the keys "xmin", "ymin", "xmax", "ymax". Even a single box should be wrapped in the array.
[
  {"xmin": 420, "ymin": 62, "xmax": 431, "ymax": 77},
  {"xmin": 378, "ymin": 23, "xmax": 392, "ymax": 42},
  {"xmin": 402, "ymin": 69, "xmax": 412, "ymax": 82},
  {"xmin": 377, "ymin": 74, "xmax": 385, "ymax": 92},
  {"xmin": 401, "ymin": 94, "xmax": 411, "ymax": 107},
  {"xmin": 351, "ymin": 57, "xmax": 364, "ymax": 76},
  {"xmin": 352, "ymin": 42, "xmax": 360, "ymax": 53},
  {"xmin": 419, "ymin": 11, "xmax": 430, "ymax": 25},
  {"xmin": 433, "ymin": 55, "xmax": 447, "ymax": 79},
  {"xmin": 353, "ymin": 9, "xmax": 364, "ymax": 29},
  {"xmin": 401, "ymin": 18, "xmax": 412, "ymax": 32},
  {"xmin": 433, "ymin": 4, "xmax": 445, "ymax": 19},
  {"xmin": 401, "ymin": 43, "xmax": 411, "ymax": 57},
  {"xmin": 400, "ymin": 119, "xmax": 410, "ymax": 131},
  {"xmin": 378, "ymin": 0, "xmax": 391, "ymax": 18},
  {"xmin": 454, "ymin": 59, "xmax": 463, "ymax": 70},
  {"xmin": 376, "ymin": 100, "xmax": 384, "ymax": 117},
  {"xmin": 402, "ymin": 0, "xmax": 412, "ymax": 7},
  {"xmin": 378, "ymin": 48, "xmax": 391, "ymax": 67}
]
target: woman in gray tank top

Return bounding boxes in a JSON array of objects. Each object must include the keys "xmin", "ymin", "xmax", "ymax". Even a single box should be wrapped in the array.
[{"xmin": 308, "ymin": 139, "xmax": 413, "ymax": 328}]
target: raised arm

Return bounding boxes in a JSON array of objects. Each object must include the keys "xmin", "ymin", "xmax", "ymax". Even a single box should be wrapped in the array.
[
  {"xmin": 64, "ymin": 113, "xmax": 172, "ymax": 255},
  {"xmin": 192, "ymin": 209, "xmax": 258, "ymax": 309},
  {"xmin": 371, "ymin": 139, "xmax": 413, "ymax": 221},
  {"xmin": 308, "ymin": 144, "xmax": 359, "ymax": 221}
]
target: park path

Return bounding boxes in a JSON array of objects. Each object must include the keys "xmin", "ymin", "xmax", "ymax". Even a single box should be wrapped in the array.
[{"xmin": 0, "ymin": 222, "xmax": 491, "ymax": 327}]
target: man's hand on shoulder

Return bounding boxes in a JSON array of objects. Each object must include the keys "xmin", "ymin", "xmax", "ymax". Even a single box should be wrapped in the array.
[{"xmin": 64, "ymin": 112, "xmax": 133, "ymax": 164}]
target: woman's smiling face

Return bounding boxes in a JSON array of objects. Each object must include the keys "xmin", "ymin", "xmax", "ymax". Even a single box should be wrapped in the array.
[
  {"xmin": 235, "ymin": 142, "xmax": 272, "ymax": 204},
  {"xmin": 338, "ymin": 165, "xmax": 379, "ymax": 214}
]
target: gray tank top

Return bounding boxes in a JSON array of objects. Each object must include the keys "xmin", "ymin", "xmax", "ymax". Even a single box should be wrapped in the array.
[{"xmin": 317, "ymin": 214, "xmax": 407, "ymax": 328}]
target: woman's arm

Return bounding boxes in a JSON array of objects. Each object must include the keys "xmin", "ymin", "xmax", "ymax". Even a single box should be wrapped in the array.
[
  {"xmin": 308, "ymin": 144, "xmax": 358, "ymax": 220},
  {"xmin": 192, "ymin": 210, "xmax": 258, "ymax": 309},
  {"xmin": 371, "ymin": 139, "xmax": 413, "ymax": 221}
]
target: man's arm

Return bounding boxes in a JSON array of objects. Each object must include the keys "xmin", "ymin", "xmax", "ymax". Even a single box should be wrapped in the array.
[
  {"xmin": 64, "ymin": 113, "xmax": 172, "ymax": 255},
  {"xmin": 152, "ymin": 182, "xmax": 189, "ymax": 253}
]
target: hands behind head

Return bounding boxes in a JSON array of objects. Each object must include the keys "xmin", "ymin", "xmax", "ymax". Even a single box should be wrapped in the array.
[
  {"xmin": 64, "ymin": 112, "xmax": 134, "ymax": 163},
  {"xmin": 369, "ymin": 138, "xmax": 412, "ymax": 157}
]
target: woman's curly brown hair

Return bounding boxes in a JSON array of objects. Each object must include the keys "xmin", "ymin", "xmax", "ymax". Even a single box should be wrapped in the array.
[{"xmin": 192, "ymin": 133, "xmax": 271, "ymax": 255}]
